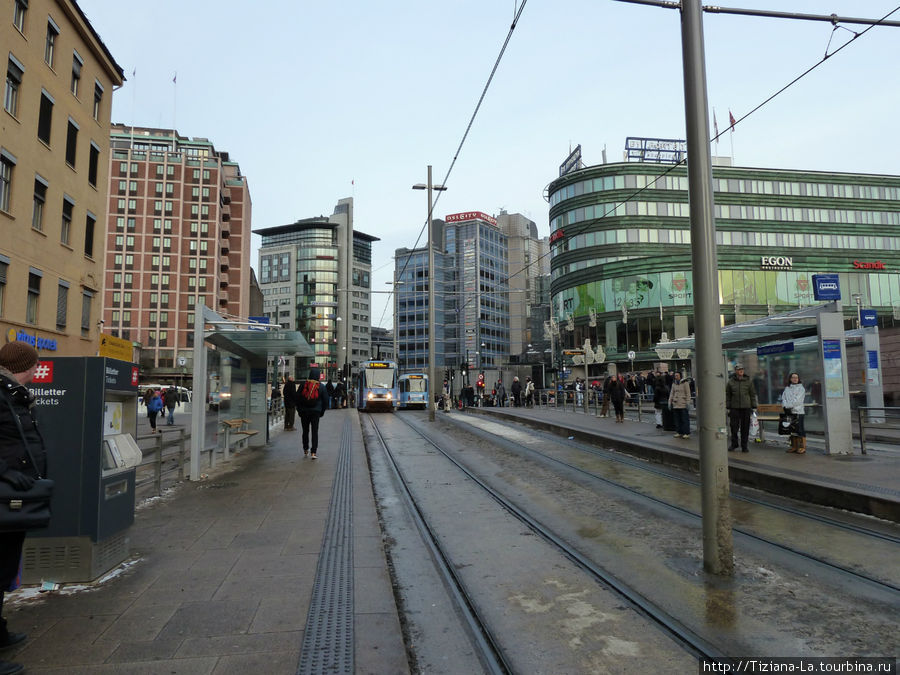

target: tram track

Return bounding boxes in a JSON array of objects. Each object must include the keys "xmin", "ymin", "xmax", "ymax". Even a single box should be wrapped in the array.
[
  {"xmin": 365, "ymin": 409, "xmax": 899, "ymax": 663},
  {"xmin": 363, "ymin": 412, "xmax": 722, "ymax": 669},
  {"xmin": 450, "ymin": 412, "xmax": 900, "ymax": 594}
]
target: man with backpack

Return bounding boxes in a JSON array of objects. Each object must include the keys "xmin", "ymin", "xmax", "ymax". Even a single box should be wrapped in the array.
[
  {"xmin": 296, "ymin": 367, "xmax": 327, "ymax": 458},
  {"xmin": 164, "ymin": 387, "xmax": 179, "ymax": 426}
]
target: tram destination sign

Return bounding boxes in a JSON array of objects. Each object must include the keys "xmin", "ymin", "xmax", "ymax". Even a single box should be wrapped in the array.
[{"xmin": 757, "ymin": 342, "xmax": 794, "ymax": 356}]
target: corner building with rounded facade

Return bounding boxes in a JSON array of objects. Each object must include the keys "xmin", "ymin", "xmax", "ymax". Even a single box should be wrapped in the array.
[{"xmin": 547, "ymin": 161, "xmax": 900, "ymax": 364}]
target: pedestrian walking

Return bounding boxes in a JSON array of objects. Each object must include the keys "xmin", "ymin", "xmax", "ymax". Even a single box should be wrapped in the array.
[
  {"xmin": 600, "ymin": 375, "xmax": 612, "ymax": 417},
  {"xmin": 511, "ymin": 377, "xmax": 522, "ymax": 407},
  {"xmin": 146, "ymin": 389, "xmax": 163, "ymax": 433},
  {"xmin": 163, "ymin": 386, "xmax": 178, "ymax": 425},
  {"xmin": 609, "ymin": 375, "xmax": 628, "ymax": 423},
  {"xmin": 335, "ymin": 379, "xmax": 347, "ymax": 409},
  {"xmin": 496, "ymin": 380, "xmax": 507, "ymax": 407},
  {"xmin": 297, "ymin": 367, "xmax": 327, "ymax": 458},
  {"xmin": 524, "ymin": 377, "xmax": 535, "ymax": 407},
  {"xmin": 325, "ymin": 378, "xmax": 335, "ymax": 410},
  {"xmin": 0, "ymin": 342, "xmax": 50, "ymax": 675},
  {"xmin": 781, "ymin": 372, "xmax": 807, "ymax": 454},
  {"xmin": 653, "ymin": 371, "xmax": 670, "ymax": 429},
  {"xmin": 668, "ymin": 371, "xmax": 692, "ymax": 438},
  {"xmin": 282, "ymin": 375, "xmax": 297, "ymax": 430},
  {"xmin": 725, "ymin": 363, "xmax": 758, "ymax": 452}
]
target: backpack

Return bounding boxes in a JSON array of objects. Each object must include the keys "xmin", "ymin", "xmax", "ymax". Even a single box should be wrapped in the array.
[{"xmin": 298, "ymin": 380, "xmax": 320, "ymax": 407}]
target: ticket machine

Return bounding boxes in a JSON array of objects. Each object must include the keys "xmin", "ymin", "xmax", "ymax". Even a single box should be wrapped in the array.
[{"xmin": 22, "ymin": 357, "xmax": 141, "ymax": 583}]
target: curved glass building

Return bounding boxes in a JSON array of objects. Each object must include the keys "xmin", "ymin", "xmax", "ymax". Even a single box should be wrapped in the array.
[{"xmin": 547, "ymin": 161, "xmax": 900, "ymax": 365}]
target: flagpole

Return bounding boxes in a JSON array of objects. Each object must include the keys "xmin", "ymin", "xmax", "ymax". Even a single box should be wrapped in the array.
[
  {"xmin": 172, "ymin": 72, "xmax": 177, "ymax": 151},
  {"xmin": 129, "ymin": 68, "xmax": 136, "ymax": 151}
]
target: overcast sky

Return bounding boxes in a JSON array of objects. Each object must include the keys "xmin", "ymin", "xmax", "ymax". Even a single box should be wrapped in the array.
[{"xmin": 76, "ymin": 0, "xmax": 900, "ymax": 328}]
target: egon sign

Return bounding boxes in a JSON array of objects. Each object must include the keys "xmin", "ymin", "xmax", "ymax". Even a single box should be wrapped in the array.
[{"xmin": 760, "ymin": 255, "xmax": 793, "ymax": 270}]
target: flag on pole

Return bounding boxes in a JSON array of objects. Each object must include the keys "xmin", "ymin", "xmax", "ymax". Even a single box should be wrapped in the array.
[
  {"xmin": 132, "ymin": 68, "xmax": 136, "ymax": 77},
  {"xmin": 173, "ymin": 72, "xmax": 177, "ymax": 84},
  {"xmin": 728, "ymin": 110, "xmax": 736, "ymax": 130},
  {"xmin": 713, "ymin": 110, "xmax": 719, "ymax": 147}
]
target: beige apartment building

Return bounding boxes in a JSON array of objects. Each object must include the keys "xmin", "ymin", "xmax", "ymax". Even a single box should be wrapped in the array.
[
  {"xmin": 1, "ymin": 0, "xmax": 123, "ymax": 356},
  {"xmin": 103, "ymin": 125, "xmax": 252, "ymax": 377}
]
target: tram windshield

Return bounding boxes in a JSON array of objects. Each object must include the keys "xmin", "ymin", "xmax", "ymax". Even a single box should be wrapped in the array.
[
  {"xmin": 366, "ymin": 367, "xmax": 395, "ymax": 389},
  {"xmin": 407, "ymin": 378, "xmax": 427, "ymax": 392}
]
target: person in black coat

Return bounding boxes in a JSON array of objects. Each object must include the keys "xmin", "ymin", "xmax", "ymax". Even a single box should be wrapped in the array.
[
  {"xmin": 282, "ymin": 375, "xmax": 297, "ymax": 430},
  {"xmin": 608, "ymin": 375, "xmax": 629, "ymax": 423},
  {"xmin": 652, "ymin": 372, "xmax": 670, "ymax": 429},
  {"xmin": 297, "ymin": 368, "xmax": 328, "ymax": 458},
  {"xmin": 0, "ymin": 342, "xmax": 48, "ymax": 672}
]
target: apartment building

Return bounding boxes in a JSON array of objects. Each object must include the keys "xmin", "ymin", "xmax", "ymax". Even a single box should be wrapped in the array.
[
  {"xmin": 102, "ymin": 125, "xmax": 251, "ymax": 376},
  {"xmin": 1, "ymin": 0, "xmax": 123, "ymax": 355}
]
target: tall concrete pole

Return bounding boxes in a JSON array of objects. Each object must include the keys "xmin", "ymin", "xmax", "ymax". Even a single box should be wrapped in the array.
[
  {"xmin": 680, "ymin": 0, "xmax": 733, "ymax": 575},
  {"xmin": 426, "ymin": 165, "xmax": 437, "ymax": 422}
]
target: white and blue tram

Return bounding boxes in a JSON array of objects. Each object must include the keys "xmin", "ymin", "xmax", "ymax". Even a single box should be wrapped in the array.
[
  {"xmin": 398, "ymin": 373, "xmax": 429, "ymax": 410},
  {"xmin": 356, "ymin": 359, "xmax": 399, "ymax": 411}
]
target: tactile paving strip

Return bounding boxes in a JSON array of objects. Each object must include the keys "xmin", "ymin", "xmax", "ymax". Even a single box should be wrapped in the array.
[{"xmin": 297, "ymin": 418, "xmax": 354, "ymax": 674}]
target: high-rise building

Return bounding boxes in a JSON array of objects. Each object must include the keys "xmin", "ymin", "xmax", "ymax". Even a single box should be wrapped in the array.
[
  {"xmin": 1, "ymin": 0, "xmax": 123, "ymax": 356},
  {"xmin": 394, "ymin": 242, "xmax": 448, "ymax": 372},
  {"xmin": 102, "ymin": 125, "xmax": 252, "ymax": 376},
  {"xmin": 497, "ymin": 210, "xmax": 549, "ymax": 360},
  {"xmin": 255, "ymin": 198, "xmax": 378, "ymax": 380}
]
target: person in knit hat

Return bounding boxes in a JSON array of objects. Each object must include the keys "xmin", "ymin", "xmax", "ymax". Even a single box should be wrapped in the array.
[{"xmin": 0, "ymin": 342, "xmax": 48, "ymax": 671}]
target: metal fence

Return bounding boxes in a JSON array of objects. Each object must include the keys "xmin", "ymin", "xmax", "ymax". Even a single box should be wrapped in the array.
[{"xmin": 857, "ymin": 407, "xmax": 900, "ymax": 455}]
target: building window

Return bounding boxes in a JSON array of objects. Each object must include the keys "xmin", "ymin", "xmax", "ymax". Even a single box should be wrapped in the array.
[
  {"xmin": 13, "ymin": 0, "xmax": 26, "ymax": 32},
  {"xmin": 0, "ymin": 151, "xmax": 14, "ymax": 213},
  {"xmin": 61, "ymin": 196, "xmax": 73, "ymax": 245},
  {"xmin": 32, "ymin": 177, "xmax": 47, "ymax": 230},
  {"xmin": 5, "ymin": 56, "xmax": 23, "ymax": 117},
  {"xmin": 92, "ymin": 81, "xmax": 103, "ymax": 120},
  {"xmin": 44, "ymin": 19, "xmax": 59, "ymax": 67},
  {"xmin": 81, "ymin": 290, "xmax": 93, "ymax": 337},
  {"xmin": 87, "ymin": 143, "xmax": 100, "ymax": 186},
  {"xmin": 84, "ymin": 212, "xmax": 95, "ymax": 258},
  {"xmin": 26, "ymin": 271, "xmax": 40, "ymax": 324},
  {"xmin": 70, "ymin": 52, "xmax": 82, "ymax": 97},
  {"xmin": 56, "ymin": 281, "xmax": 68, "ymax": 330},
  {"xmin": 37, "ymin": 90, "xmax": 53, "ymax": 144},
  {"xmin": 0, "ymin": 257, "xmax": 7, "ymax": 317},
  {"xmin": 65, "ymin": 118, "xmax": 78, "ymax": 166}
]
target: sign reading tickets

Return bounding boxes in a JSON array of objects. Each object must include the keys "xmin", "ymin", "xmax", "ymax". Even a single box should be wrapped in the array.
[{"xmin": 98, "ymin": 333, "xmax": 134, "ymax": 361}]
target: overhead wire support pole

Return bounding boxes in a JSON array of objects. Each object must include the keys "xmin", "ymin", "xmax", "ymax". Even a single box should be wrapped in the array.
[{"xmin": 680, "ymin": 0, "xmax": 734, "ymax": 576}]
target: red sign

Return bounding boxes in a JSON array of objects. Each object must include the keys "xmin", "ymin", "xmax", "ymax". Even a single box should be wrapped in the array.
[
  {"xmin": 33, "ymin": 361, "xmax": 53, "ymax": 383},
  {"xmin": 549, "ymin": 229, "xmax": 565, "ymax": 245},
  {"xmin": 445, "ymin": 211, "xmax": 497, "ymax": 226},
  {"xmin": 131, "ymin": 367, "xmax": 140, "ymax": 386},
  {"xmin": 853, "ymin": 260, "xmax": 886, "ymax": 270}
]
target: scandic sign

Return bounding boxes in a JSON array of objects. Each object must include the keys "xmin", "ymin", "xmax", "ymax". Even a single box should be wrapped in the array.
[
  {"xmin": 853, "ymin": 260, "xmax": 886, "ymax": 270},
  {"xmin": 444, "ymin": 211, "xmax": 497, "ymax": 226}
]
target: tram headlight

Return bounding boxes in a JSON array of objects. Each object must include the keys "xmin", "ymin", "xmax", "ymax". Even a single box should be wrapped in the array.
[
  {"xmin": 386, "ymin": 393, "xmax": 392, "ymax": 400},
  {"xmin": 367, "ymin": 392, "xmax": 374, "ymax": 400}
]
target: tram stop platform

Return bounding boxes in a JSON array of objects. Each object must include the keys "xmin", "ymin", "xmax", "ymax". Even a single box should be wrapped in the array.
[
  {"xmin": 4, "ymin": 409, "xmax": 408, "ymax": 674},
  {"xmin": 464, "ymin": 403, "xmax": 900, "ymax": 523}
]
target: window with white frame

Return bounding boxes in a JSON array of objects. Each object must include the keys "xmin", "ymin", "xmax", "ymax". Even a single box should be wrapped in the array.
[
  {"xmin": 26, "ymin": 270, "xmax": 41, "ymax": 324},
  {"xmin": 13, "ymin": 0, "xmax": 27, "ymax": 32},
  {"xmin": 92, "ymin": 81, "xmax": 103, "ymax": 120},
  {"xmin": 70, "ymin": 51, "xmax": 82, "ymax": 97},
  {"xmin": 0, "ymin": 150, "xmax": 14, "ymax": 212},
  {"xmin": 44, "ymin": 19, "xmax": 59, "ymax": 67},
  {"xmin": 61, "ymin": 196, "xmax": 73, "ymax": 245},
  {"xmin": 5, "ymin": 56, "xmax": 23, "ymax": 117}
]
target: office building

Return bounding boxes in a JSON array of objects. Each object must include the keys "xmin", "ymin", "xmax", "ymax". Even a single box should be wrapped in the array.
[
  {"xmin": 255, "ymin": 198, "xmax": 378, "ymax": 379},
  {"xmin": 547, "ymin": 150, "xmax": 900, "ymax": 364},
  {"xmin": 1, "ymin": 0, "xmax": 123, "ymax": 356},
  {"xmin": 101, "ymin": 125, "xmax": 251, "ymax": 376}
]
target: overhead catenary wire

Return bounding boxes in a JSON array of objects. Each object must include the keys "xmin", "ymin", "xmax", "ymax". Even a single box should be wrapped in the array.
[{"xmin": 379, "ymin": 0, "xmax": 529, "ymax": 329}]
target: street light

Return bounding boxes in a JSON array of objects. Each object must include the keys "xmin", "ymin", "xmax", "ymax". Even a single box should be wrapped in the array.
[{"xmin": 413, "ymin": 165, "xmax": 447, "ymax": 422}]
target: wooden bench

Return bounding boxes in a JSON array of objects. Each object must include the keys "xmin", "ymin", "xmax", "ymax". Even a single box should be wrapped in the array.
[
  {"xmin": 755, "ymin": 403, "xmax": 784, "ymax": 442},
  {"xmin": 220, "ymin": 419, "xmax": 257, "ymax": 457}
]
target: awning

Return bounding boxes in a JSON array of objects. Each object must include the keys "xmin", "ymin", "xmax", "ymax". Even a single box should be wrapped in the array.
[
  {"xmin": 654, "ymin": 303, "xmax": 847, "ymax": 353},
  {"xmin": 205, "ymin": 329, "xmax": 313, "ymax": 361}
]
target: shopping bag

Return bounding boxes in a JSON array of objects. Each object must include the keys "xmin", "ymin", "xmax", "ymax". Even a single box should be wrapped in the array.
[
  {"xmin": 778, "ymin": 413, "xmax": 798, "ymax": 435},
  {"xmin": 654, "ymin": 409, "xmax": 663, "ymax": 426},
  {"xmin": 749, "ymin": 411, "xmax": 760, "ymax": 437}
]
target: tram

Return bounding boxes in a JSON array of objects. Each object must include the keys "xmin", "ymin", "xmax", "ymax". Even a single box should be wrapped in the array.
[
  {"xmin": 356, "ymin": 359, "xmax": 399, "ymax": 412},
  {"xmin": 398, "ymin": 373, "xmax": 429, "ymax": 410}
]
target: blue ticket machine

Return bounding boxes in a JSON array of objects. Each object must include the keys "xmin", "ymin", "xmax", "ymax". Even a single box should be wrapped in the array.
[{"xmin": 22, "ymin": 357, "xmax": 141, "ymax": 583}]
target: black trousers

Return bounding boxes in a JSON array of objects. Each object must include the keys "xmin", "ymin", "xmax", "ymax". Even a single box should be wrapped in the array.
[
  {"xmin": 729, "ymin": 408, "xmax": 752, "ymax": 450},
  {"xmin": 300, "ymin": 411, "xmax": 321, "ymax": 452},
  {"xmin": 284, "ymin": 404, "xmax": 296, "ymax": 429},
  {"xmin": 0, "ymin": 531, "xmax": 25, "ymax": 637}
]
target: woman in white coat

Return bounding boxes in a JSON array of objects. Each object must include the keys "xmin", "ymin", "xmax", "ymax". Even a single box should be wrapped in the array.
[{"xmin": 781, "ymin": 372, "xmax": 806, "ymax": 454}]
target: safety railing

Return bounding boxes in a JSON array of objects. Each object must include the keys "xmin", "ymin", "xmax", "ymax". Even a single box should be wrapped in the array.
[
  {"xmin": 857, "ymin": 407, "xmax": 900, "ymax": 455},
  {"xmin": 135, "ymin": 428, "xmax": 190, "ymax": 498}
]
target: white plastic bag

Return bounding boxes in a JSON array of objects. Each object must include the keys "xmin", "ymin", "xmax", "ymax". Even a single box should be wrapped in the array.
[
  {"xmin": 655, "ymin": 409, "xmax": 663, "ymax": 426},
  {"xmin": 749, "ymin": 411, "xmax": 760, "ymax": 437}
]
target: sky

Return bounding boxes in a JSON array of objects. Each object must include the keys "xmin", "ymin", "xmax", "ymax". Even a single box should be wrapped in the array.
[{"xmin": 76, "ymin": 0, "xmax": 900, "ymax": 328}]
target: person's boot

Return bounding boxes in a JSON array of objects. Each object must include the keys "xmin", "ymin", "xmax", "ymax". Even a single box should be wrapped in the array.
[
  {"xmin": 787, "ymin": 437, "xmax": 798, "ymax": 453},
  {"xmin": 797, "ymin": 437, "xmax": 806, "ymax": 454}
]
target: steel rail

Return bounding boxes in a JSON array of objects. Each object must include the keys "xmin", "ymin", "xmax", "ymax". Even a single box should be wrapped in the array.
[
  {"xmin": 452, "ymin": 414, "xmax": 900, "ymax": 594},
  {"xmin": 388, "ymin": 412, "xmax": 723, "ymax": 661},
  {"xmin": 364, "ymin": 414, "xmax": 512, "ymax": 675}
]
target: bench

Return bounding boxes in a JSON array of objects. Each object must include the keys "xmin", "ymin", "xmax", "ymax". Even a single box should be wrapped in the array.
[
  {"xmin": 755, "ymin": 403, "xmax": 784, "ymax": 442},
  {"xmin": 220, "ymin": 419, "xmax": 257, "ymax": 457}
]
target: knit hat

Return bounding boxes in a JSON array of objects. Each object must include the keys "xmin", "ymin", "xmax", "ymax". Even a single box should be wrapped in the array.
[
  {"xmin": 0, "ymin": 342, "xmax": 39, "ymax": 374},
  {"xmin": 308, "ymin": 367, "xmax": 321, "ymax": 381}
]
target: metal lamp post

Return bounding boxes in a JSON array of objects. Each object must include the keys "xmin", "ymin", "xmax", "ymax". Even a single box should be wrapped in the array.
[{"xmin": 413, "ymin": 166, "xmax": 447, "ymax": 422}]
